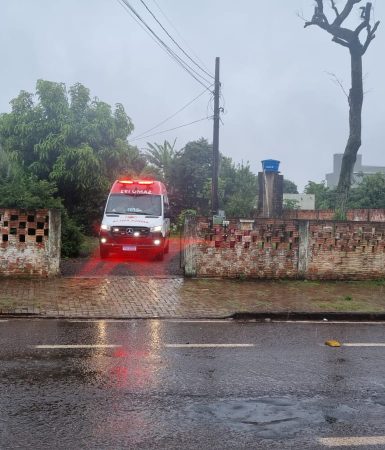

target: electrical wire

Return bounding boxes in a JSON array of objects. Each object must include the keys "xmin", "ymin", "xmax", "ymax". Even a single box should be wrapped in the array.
[
  {"xmin": 150, "ymin": 0, "xmax": 211, "ymax": 74},
  {"xmin": 117, "ymin": 0, "xmax": 211, "ymax": 89},
  {"xmin": 206, "ymin": 91, "xmax": 214, "ymax": 118},
  {"xmin": 129, "ymin": 85, "xmax": 212, "ymax": 141},
  {"xmin": 139, "ymin": 0, "xmax": 214, "ymax": 80},
  {"xmin": 128, "ymin": 116, "xmax": 212, "ymax": 142},
  {"xmin": 119, "ymin": 0, "xmax": 209, "ymax": 86}
]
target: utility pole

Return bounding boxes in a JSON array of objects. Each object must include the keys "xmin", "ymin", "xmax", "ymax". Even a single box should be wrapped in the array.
[{"xmin": 211, "ymin": 56, "xmax": 220, "ymax": 216}]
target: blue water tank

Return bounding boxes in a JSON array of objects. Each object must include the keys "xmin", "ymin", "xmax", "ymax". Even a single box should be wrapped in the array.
[{"xmin": 261, "ymin": 159, "xmax": 280, "ymax": 172}]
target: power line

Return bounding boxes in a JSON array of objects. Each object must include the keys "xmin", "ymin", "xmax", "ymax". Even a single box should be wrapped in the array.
[
  {"xmin": 139, "ymin": 0, "xmax": 214, "ymax": 80},
  {"xmin": 117, "ymin": 0, "xmax": 211, "ymax": 89},
  {"xmin": 122, "ymin": 0, "xmax": 211, "ymax": 88},
  {"xmin": 150, "ymin": 0, "xmax": 211, "ymax": 74},
  {"xmin": 128, "ymin": 116, "xmax": 212, "ymax": 142},
  {"xmin": 129, "ymin": 85, "xmax": 212, "ymax": 141}
]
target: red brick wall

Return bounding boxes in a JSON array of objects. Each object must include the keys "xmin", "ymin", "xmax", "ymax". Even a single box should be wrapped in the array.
[
  {"xmin": 194, "ymin": 218, "xmax": 299, "ymax": 279},
  {"xmin": 307, "ymin": 221, "xmax": 385, "ymax": 280},
  {"xmin": 0, "ymin": 208, "xmax": 61, "ymax": 277},
  {"xmin": 281, "ymin": 209, "xmax": 385, "ymax": 222},
  {"xmin": 188, "ymin": 216, "xmax": 385, "ymax": 280}
]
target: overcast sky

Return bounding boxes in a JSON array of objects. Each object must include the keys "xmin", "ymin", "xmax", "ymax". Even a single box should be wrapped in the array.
[{"xmin": 1, "ymin": 0, "xmax": 384, "ymax": 190}]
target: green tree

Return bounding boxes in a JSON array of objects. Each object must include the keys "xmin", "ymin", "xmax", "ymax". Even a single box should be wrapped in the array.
[
  {"xmin": 283, "ymin": 199, "xmax": 300, "ymax": 210},
  {"xmin": 218, "ymin": 158, "xmax": 258, "ymax": 217},
  {"xmin": 304, "ymin": 180, "xmax": 335, "ymax": 209},
  {"xmin": 145, "ymin": 139, "xmax": 177, "ymax": 182},
  {"xmin": 283, "ymin": 179, "xmax": 298, "ymax": 194},
  {"xmin": 0, "ymin": 143, "xmax": 60, "ymax": 209},
  {"xmin": 170, "ymin": 138, "xmax": 212, "ymax": 215},
  {"xmin": 0, "ymin": 80, "xmax": 139, "ymax": 233},
  {"xmin": 348, "ymin": 174, "xmax": 385, "ymax": 208}
]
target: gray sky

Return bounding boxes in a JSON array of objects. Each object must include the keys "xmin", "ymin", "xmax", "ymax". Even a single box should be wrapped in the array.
[{"xmin": 1, "ymin": 0, "xmax": 384, "ymax": 190}]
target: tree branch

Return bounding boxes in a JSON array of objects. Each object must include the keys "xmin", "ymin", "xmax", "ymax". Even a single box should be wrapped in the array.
[
  {"xmin": 305, "ymin": 0, "xmax": 380, "ymax": 53},
  {"xmin": 304, "ymin": 0, "xmax": 330, "ymax": 29},
  {"xmin": 333, "ymin": 0, "xmax": 362, "ymax": 27},
  {"xmin": 326, "ymin": 71, "xmax": 349, "ymax": 99},
  {"xmin": 354, "ymin": 3, "xmax": 381, "ymax": 54},
  {"xmin": 355, "ymin": 2, "xmax": 372, "ymax": 35},
  {"xmin": 330, "ymin": 0, "xmax": 339, "ymax": 18},
  {"xmin": 332, "ymin": 36, "xmax": 351, "ymax": 47},
  {"xmin": 362, "ymin": 20, "xmax": 380, "ymax": 53}
]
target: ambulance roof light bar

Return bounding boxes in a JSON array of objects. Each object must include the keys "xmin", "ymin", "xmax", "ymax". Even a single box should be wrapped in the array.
[{"xmin": 118, "ymin": 180, "xmax": 154, "ymax": 185}]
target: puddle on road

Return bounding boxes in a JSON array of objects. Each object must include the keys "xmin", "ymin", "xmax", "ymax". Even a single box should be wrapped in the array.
[{"xmin": 186, "ymin": 396, "xmax": 357, "ymax": 439}]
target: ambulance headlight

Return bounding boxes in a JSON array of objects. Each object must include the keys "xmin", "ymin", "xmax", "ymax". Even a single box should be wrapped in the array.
[
  {"xmin": 150, "ymin": 226, "xmax": 162, "ymax": 232},
  {"xmin": 101, "ymin": 224, "xmax": 110, "ymax": 231},
  {"xmin": 153, "ymin": 239, "xmax": 161, "ymax": 246},
  {"xmin": 100, "ymin": 237, "xmax": 107, "ymax": 244}
]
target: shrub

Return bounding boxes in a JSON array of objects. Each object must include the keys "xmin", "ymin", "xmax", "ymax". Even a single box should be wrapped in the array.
[{"xmin": 61, "ymin": 212, "xmax": 85, "ymax": 258}]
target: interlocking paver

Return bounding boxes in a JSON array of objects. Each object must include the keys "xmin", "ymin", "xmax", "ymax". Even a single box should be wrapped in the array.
[{"xmin": 0, "ymin": 276, "xmax": 385, "ymax": 318}]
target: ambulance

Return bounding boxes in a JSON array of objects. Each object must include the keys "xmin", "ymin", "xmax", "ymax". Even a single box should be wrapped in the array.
[{"xmin": 99, "ymin": 179, "xmax": 170, "ymax": 260}]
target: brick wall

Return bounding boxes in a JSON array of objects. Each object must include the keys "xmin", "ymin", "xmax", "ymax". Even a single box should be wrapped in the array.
[
  {"xmin": 281, "ymin": 209, "xmax": 385, "ymax": 222},
  {"xmin": 307, "ymin": 222, "xmax": 385, "ymax": 280},
  {"xmin": 193, "ymin": 218, "xmax": 298, "ymax": 278},
  {"xmin": 0, "ymin": 208, "xmax": 61, "ymax": 277},
  {"xmin": 184, "ymin": 215, "xmax": 385, "ymax": 280}
]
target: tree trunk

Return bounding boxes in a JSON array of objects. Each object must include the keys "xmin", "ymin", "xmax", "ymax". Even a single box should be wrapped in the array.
[{"xmin": 336, "ymin": 46, "xmax": 363, "ymax": 217}]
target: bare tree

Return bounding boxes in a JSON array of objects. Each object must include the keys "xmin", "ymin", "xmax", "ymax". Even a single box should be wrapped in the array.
[{"xmin": 305, "ymin": 1, "xmax": 380, "ymax": 216}]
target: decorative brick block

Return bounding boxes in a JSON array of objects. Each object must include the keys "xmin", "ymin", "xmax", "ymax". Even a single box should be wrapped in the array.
[{"xmin": 0, "ymin": 208, "xmax": 61, "ymax": 277}]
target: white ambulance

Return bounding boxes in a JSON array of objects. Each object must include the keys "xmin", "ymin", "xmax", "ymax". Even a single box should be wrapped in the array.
[{"xmin": 99, "ymin": 179, "xmax": 170, "ymax": 260}]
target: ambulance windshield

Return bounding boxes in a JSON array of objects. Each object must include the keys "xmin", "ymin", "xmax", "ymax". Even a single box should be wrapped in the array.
[{"xmin": 106, "ymin": 194, "xmax": 162, "ymax": 216}]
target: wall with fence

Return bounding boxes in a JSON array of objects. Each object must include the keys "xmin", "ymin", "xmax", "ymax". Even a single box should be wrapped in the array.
[{"xmin": 0, "ymin": 208, "xmax": 61, "ymax": 277}]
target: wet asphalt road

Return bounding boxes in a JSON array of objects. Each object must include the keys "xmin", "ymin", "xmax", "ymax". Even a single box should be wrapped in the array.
[{"xmin": 1, "ymin": 320, "xmax": 385, "ymax": 449}]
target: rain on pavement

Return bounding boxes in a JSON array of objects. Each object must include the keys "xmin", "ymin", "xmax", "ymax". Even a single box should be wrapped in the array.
[
  {"xmin": 2, "ymin": 319, "xmax": 385, "ymax": 449},
  {"xmin": 60, "ymin": 236, "xmax": 183, "ymax": 278}
]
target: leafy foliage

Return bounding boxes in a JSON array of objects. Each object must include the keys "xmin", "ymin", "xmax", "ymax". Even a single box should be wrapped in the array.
[
  {"xmin": 176, "ymin": 209, "xmax": 197, "ymax": 231},
  {"xmin": 304, "ymin": 181, "xmax": 335, "ymax": 209},
  {"xmin": 0, "ymin": 80, "xmax": 137, "ymax": 234},
  {"xmin": 60, "ymin": 212, "xmax": 85, "ymax": 258},
  {"xmin": 348, "ymin": 174, "xmax": 385, "ymax": 209},
  {"xmin": 0, "ymin": 175, "xmax": 61, "ymax": 210},
  {"xmin": 160, "ymin": 139, "xmax": 259, "ymax": 218},
  {"xmin": 304, "ymin": 175, "xmax": 385, "ymax": 211},
  {"xmin": 169, "ymin": 138, "xmax": 212, "ymax": 215},
  {"xmin": 283, "ymin": 199, "xmax": 300, "ymax": 210},
  {"xmin": 283, "ymin": 179, "xmax": 298, "ymax": 194},
  {"xmin": 145, "ymin": 139, "xmax": 177, "ymax": 181},
  {"xmin": 218, "ymin": 158, "xmax": 258, "ymax": 217}
]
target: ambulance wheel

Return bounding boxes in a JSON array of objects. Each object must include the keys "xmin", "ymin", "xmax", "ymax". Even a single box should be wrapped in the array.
[
  {"xmin": 100, "ymin": 246, "xmax": 109, "ymax": 259},
  {"xmin": 155, "ymin": 250, "xmax": 164, "ymax": 261}
]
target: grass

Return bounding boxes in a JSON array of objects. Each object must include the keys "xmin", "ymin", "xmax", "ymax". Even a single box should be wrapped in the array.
[
  {"xmin": 313, "ymin": 298, "xmax": 383, "ymax": 312},
  {"xmin": 79, "ymin": 236, "xmax": 99, "ymax": 257},
  {"xmin": 274, "ymin": 279, "xmax": 324, "ymax": 288}
]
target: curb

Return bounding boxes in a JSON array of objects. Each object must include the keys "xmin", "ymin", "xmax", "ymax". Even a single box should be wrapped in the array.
[
  {"xmin": 230, "ymin": 312, "xmax": 385, "ymax": 322},
  {"xmin": 1, "ymin": 311, "xmax": 385, "ymax": 321}
]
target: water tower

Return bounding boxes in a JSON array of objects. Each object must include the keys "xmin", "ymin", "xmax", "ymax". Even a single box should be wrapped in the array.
[{"xmin": 257, "ymin": 159, "xmax": 283, "ymax": 218}]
